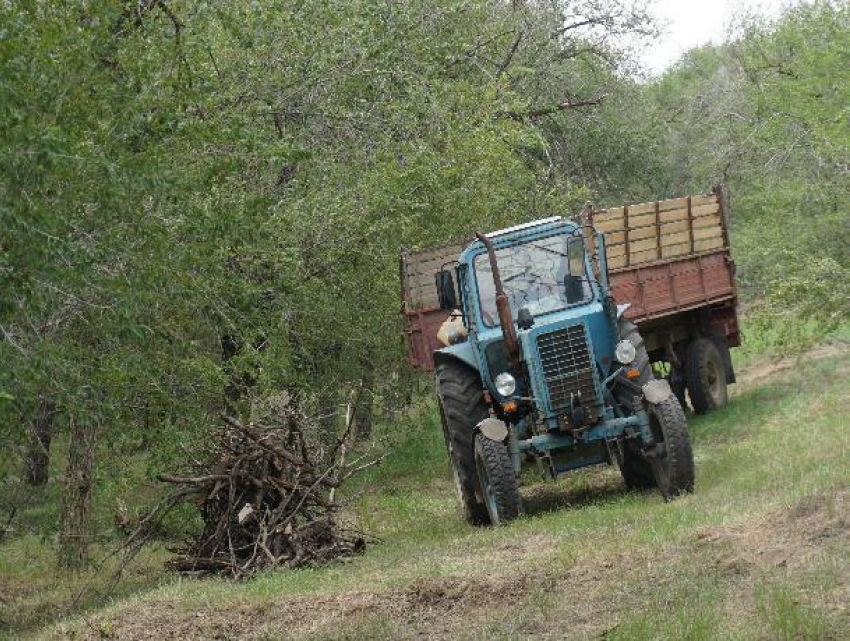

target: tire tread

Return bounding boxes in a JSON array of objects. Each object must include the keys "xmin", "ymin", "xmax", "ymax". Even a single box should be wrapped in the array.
[
  {"xmin": 686, "ymin": 338, "xmax": 728, "ymax": 414},
  {"xmin": 436, "ymin": 362, "xmax": 490, "ymax": 525},
  {"xmin": 475, "ymin": 435, "xmax": 521, "ymax": 524}
]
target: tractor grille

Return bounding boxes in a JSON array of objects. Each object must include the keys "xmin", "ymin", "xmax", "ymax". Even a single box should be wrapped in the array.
[{"xmin": 537, "ymin": 324, "xmax": 600, "ymax": 422}]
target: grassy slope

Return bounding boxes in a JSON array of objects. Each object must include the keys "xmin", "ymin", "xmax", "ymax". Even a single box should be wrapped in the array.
[{"xmin": 35, "ymin": 338, "xmax": 849, "ymax": 640}]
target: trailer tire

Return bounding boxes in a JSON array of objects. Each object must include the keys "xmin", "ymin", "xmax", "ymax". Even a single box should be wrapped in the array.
[
  {"xmin": 474, "ymin": 433, "xmax": 521, "ymax": 525},
  {"xmin": 436, "ymin": 361, "xmax": 490, "ymax": 525},
  {"xmin": 685, "ymin": 338, "xmax": 728, "ymax": 414},
  {"xmin": 647, "ymin": 397, "xmax": 695, "ymax": 498}
]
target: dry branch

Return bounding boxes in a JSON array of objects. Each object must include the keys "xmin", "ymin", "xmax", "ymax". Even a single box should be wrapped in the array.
[{"xmin": 158, "ymin": 408, "xmax": 372, "ymax": 578}]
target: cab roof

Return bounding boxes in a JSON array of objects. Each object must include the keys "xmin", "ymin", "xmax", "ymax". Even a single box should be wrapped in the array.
[{"xmin": 487, "ymin": 216, "xmax": 562, "ymax": 237}]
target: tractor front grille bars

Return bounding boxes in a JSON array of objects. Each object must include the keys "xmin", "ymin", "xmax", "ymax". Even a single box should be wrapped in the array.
[{"xmin": 537, "ymin": 324, "xmax": 601, "ymax": 424}]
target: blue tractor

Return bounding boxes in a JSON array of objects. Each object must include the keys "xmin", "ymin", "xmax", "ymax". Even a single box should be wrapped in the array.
[{"xmin": 432, "ymin": 213, "xmax": 694, "ymax": 525}]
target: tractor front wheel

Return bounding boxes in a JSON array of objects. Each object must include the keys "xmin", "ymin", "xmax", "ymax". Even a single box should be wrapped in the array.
[
  {"xmin": 646, "ymin": 397, "xmax": 695, "ymax": 498},
  {"xmin": 473, "ymin": 433, "xmax": 521, "ymax": 525},
  {"xmin": 617, "ymin": 438, "xmax": 656, "ymax": 490}
]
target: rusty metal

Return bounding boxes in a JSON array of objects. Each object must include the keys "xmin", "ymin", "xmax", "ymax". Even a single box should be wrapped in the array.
[
  {"xmin": 475, "ymin": 231, "xmax": 521, "ymax": 374},
  {"xmin": 610, "ymin": 250, "xmax": 735, "ymax": 323},
  {"xmin": 713, "ymin": 184, "xmax": 739, "ymax": 301},
  {"xmin": 402, "ymin": 306, "xmax": 451, "ymax": 370}
]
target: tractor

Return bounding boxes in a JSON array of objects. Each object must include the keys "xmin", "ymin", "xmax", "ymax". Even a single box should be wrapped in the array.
[{"xmin": 432, "ymin": 213, "xmax": 694, "ymax": 525}]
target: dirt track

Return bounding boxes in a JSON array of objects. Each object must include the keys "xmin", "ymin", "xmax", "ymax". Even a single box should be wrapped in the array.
[{"xmin": 55, "ymin": 488, "xmax": 845, "ymax": 640}]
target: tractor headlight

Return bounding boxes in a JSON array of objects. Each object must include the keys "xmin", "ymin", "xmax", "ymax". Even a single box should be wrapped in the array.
[
  {"xmin": 494, "ymin": 372, "xmax": 516, "ymax": 397},
  {"xmin": 615, "ymin": 339, "xmax": 637, "ymax": 364}
]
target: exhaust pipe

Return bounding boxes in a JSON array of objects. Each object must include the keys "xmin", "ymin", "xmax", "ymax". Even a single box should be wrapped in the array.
[{"xmin": 475, "ymin": 232, "xmax": 521, "ymax": 373}]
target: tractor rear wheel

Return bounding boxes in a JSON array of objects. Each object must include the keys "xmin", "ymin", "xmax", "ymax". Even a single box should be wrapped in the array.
[
  {"xmin": 436, "ymin": 361, "xmax": 490, "ymax": 525},
  {"xmin": 685, "ymin": 338, "xmax": 728, "ymax": 414},
  {"xmin": 647, "ymin": 397, "xmax": 695, "ymax": 498},
  {"xmin": 473, "ymin": 433, "xmax": 521, "ymax": 525}
]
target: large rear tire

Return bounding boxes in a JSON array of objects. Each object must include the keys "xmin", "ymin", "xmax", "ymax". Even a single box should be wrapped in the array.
[
  {"xmin": 473, "ymin": 434, "xmax": 521, "ymax": 525},
  {"xmin": 647, "ymin": 397, "xmax": 695, "ymax": 497},
  {"xmin": 436, "ymin": 361, "xmax": 490, "ymax": 525},
  {"xmin": 685, "ymin": 338, "xmax": 728, "ymax": 414}
]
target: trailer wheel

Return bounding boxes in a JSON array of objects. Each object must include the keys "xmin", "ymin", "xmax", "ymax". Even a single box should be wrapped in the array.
[
  {"xmin": 436, "ymin": 361, "xmax": 490, "ymax": 525},
  {"xmin": 647, "ymin": 397, "xmax": 695, "ymax": 498},
  {"xmin": 473, "ymin": 433, "xmax": 521, "ymax": 525},
  {"xmin": 685, "ymin": 338, "xmax": 728, "ymax": 414}
]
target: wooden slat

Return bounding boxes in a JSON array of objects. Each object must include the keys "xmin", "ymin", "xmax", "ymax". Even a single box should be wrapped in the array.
[
  {"xmin": 661, "ymin": 213, "xmax": 721, "ymax": 236},
  {"xmin": 595, "ymin": 217, "xmax": 625, "ymax": 233},
  {"xmin": 401, "ymin": 240, "xmax": 470, "ymax": 310},
  {"xmin": 629, "ymin": 224, "xmax": 657, "ymax": 241},
  {"xmin": 595, "ymin": 194, "xmax": 716, "ymax": 221},
  {"xmin": 605, "ymin": 231, "xmax": 626, "ymax": 245},
  {"xmin": 661, "ymin": 226, "xmax": 722, "ymax": 248},
  {"xmin": 594, "ymin": 204, "xmax": 720, "ymax": 235},
  {"xmin": 592, "ymin": 192, "xmax": 723, "ymax": 270},
  {"xmin": 694, "ymin": 237, "xmax": 724, "ymax": 252}
]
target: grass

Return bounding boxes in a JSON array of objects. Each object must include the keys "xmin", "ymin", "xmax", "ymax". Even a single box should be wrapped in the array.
[{"xmin": 3, "ymin": 325, "xmax": 848, "ymax": 639}]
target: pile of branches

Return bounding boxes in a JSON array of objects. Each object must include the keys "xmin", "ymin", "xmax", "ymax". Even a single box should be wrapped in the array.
[{"xmin": 154, "ymin": 409, "xmax": 377, "ymax": 578}]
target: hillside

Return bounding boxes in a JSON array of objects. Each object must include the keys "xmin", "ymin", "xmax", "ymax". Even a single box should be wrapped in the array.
[{"xmin": 36, "ymin": 339, "xmax": 848, "ymax": 640}]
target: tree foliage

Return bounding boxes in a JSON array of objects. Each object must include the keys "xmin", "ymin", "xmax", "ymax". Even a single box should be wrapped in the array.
[
  {"xmin": 646, "ymin": 1, "xmax": 849, "ymax": 329},
  {"xmin": 0, "ymin": 0, "xmax": 846, "ymax": 565}
]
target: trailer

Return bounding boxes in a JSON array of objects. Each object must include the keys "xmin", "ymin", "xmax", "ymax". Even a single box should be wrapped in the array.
[{"xmin": 401, "ymin": 186, "xmax": 739, "ymax": 413}]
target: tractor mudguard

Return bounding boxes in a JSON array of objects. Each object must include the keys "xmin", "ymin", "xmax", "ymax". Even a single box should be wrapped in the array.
[
  {"xmin": 643, "ymin": 379, "xmax": 674, "ymax": 404},
  {"xmin": 476, "ymin": 417, "xmax": 509, "ymax": 442},
  {"xmin": 433, "ymin": 341, "xmax": 479, "ymax": 372}
]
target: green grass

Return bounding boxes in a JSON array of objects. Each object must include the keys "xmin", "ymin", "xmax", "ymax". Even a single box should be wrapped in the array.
[
  {"xmin": 0, "ymin": 536, "xmax": 171, "ymax": 635},
  {"xmin": 3, "ymin": 331, "xmax": 848, "ymax": 639},
  {"xmin": 731, "ymin": 312, "xmax": 848, "ymax": 369},
  {"xmin": 30, "ymin": 341, "xmax": 848, "ymax": 640}
]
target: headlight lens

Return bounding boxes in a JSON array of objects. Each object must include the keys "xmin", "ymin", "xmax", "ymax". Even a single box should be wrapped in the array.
[
  {"xmin": 615, "ymin": 339, "xmax": 637, "ymax": 364},
  {"xmin": 494, "ymin": 372, "xmax": 516, "ymax": 397}
]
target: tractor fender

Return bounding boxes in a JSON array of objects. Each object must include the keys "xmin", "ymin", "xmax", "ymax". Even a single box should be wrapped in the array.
[
  {"xmin": 476, "ymin": 417, "xmax": 509, "ymax": 443},
  {"xmin": 433, "ymin": 342, "xmax": 479, "ymax": 372},
  {"xmin": 643, "ymin": 379, "xmax": 674, "ymax": 404}
]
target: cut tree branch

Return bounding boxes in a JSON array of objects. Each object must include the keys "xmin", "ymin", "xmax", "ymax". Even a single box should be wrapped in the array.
[{"xmin": 498, "ymin": 94, "xmax": 608, "ymax": 121}]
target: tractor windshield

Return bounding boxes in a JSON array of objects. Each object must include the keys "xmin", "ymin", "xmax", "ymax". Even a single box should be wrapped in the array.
[{"xmin": 475, "ymin": 233, "xmax": 592, "ymax": 328}]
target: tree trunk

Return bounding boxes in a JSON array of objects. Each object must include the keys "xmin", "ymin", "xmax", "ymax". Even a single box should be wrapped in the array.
[
  {"xmin": 58, "ymin": 416, "xmax": 97, "ymax": 570},
  {"xmin": 354, "ymin": 369, "xmax": 374, "ymax": 441},
  {"xmin": 317, "ymin": 390, "xmax": 338, "ymax": 465},
  {"xmin": 24, "ymin": 397, "xmax": 56, "ymax": 486}
]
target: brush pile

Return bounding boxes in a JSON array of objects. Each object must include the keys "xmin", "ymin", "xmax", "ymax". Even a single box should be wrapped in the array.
[{"xmin": 158, "ymin": 410, "xmax": 372, "ymax": 578}]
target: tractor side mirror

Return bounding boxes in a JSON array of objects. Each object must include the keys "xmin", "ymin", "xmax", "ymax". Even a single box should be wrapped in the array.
[
  {"xmin": 595, "ymin": 229, "xmax": 610, "ymax": 293},
  {"xmin": 435, "ymin": 270, "xmax": 458, "ymax": 310}
]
